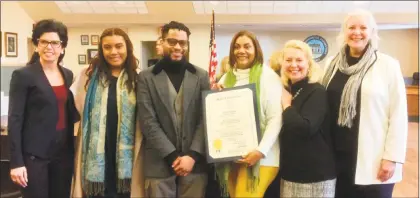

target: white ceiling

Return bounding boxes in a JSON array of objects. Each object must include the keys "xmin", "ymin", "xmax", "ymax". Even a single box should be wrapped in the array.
[
  {"xmin": 193, "ymin": 1, "xmax": 419, "ymax": 14},
  {"xmin": 53, "ymin": 1, "xmax": 419, "ymax": 15},
  {"xmin": 54, "ymin": 1, "xmax": 148, "ymax": 14},
  {"xmin": 18, "ymin": 1, "xmax": 418, "ymax": 29},
  {"xmin": 215, "ymin": 23, "xmax": 419, "ymax": 31}
]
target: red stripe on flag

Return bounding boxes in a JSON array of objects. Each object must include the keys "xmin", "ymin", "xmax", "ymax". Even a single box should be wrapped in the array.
[{"xmin": 209, "ymin": 10, "xmax": 218, "ymax": 88}]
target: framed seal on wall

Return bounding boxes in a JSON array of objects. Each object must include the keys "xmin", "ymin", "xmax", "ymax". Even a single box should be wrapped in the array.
[{"xmin": 304, "ymin": 35, "xmax": 328, "ymax": 62}]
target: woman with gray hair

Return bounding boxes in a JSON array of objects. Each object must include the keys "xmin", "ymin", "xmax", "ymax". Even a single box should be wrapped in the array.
[{"xmin": 322, "ymin": 9, "xmax": 408, "ymax": 198}]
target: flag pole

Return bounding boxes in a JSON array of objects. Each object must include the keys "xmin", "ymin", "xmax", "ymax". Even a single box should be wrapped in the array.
[{"xmin": 209, "ymin": 9, "xmax": 217, "ymax": 87}]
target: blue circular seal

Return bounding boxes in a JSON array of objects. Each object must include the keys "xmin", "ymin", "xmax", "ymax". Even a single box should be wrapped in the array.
[{"xmin": 304, "ymin": 35, "xmax": 328, "ymax": 62}]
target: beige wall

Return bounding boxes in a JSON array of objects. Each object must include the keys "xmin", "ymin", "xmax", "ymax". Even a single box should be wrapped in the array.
[
  {"xmin": 214, "ymin": 28, "xmax": 419, "ymax": 77},
  {"xmin": 64, "ymin": 26, "xmax": 418, "ymax": 77},
  {"xmin": 0, "ymin": 1, "xmax": 34, "ymax": 66},
  {"xmin": 379, "ymin": 29, "xmax": 419, "ymax": 76}
]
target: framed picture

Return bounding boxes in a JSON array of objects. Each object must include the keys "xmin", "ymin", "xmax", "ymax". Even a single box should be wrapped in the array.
[
  {"xmin": 78, "ymin": 54, "xmax": 86, "ymax": 65},
  {"xmin": 91, "ymin": 35, "xmax": 99, "ymax": 45},
  {"xmin": 5, "ymin": 32, "xmax": 18, "ymax": 57},
  {"xmin": 87, "ymin": 49, "xmax": 98, "ymax": 63},
  {"xmin": 81, "ymin": 35, "xmax": 89, "ymax": 45}
]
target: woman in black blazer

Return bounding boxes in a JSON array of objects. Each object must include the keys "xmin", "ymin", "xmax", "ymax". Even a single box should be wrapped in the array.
[
  {"xmin": 8, "ymin": 19, "xmax": 79, "ymax": 198},
  {"xmin": 277, "ymin": 40, "xmax": 336, "ymax": 197}
]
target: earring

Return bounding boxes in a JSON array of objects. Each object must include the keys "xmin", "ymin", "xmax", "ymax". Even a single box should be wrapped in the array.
[
  {"xmin": 61, "ymin": 51, "xmax": 64, "ymax": 54},
  {"xmin": 34, "ymin": 49, "xmax": 38, "ymax": 53}
]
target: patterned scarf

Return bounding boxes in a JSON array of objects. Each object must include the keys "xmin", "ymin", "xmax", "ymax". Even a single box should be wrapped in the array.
[
  {"xmin": 321, "ymin": 43, "xmax": 377, "ymax": 128},
  {"xmin": 81, "ymin": 68, "xmax": 136, "ymax": 196},
  {"xmin": 216, "ymin": 63, "xmax": 264, "ymax": 197}
]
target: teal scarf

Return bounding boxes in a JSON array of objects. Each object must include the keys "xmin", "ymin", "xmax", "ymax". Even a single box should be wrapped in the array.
[
  {"xmin": 216, "ymin": 63, "xmax": 264, "ymax": 197},
  {"xmin": 81, "ymin": 68, "xmax": 136, "ymax": 195}
]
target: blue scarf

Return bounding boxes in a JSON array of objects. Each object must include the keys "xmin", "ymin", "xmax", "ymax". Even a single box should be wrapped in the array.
[{"xmin": 81, "ymin": 68, "xmax": 136, "ymax": 195}]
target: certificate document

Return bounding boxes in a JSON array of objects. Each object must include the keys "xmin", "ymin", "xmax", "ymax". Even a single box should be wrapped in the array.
[{"xmin": 202, "ymin": 84, "xmax": 261, "ymax": 163}]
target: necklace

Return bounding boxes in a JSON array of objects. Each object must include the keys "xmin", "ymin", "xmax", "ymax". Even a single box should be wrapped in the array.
[{"xmin": 292, "ymin": 88, "xmax": 303, "ymax": 100}]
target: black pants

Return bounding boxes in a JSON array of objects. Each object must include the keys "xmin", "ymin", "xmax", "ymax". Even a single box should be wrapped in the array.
[
  {"xmin": 205, "ymin": 164, "xmax": 222, "ymax": 198},
  {"xmin": 264, "ymin": 170, "xmax": 281, "ymax": 198},
  {"xmin": 89, "ymin": 192, "xmax": 130, "ymax": 198},
  {"xmin": 335, "ymin": 171, "xmax": 395, "ymax": 198},
  {"xmin": 21, "ymin": 150, "xmax": 73, "ymax": 198}
]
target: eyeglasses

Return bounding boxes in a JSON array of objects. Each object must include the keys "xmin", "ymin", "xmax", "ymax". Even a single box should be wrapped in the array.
[
  {"xmin": 165, "ymin": 38, "xmax": 188, "ymax": 48},
  {"xmin": 37, "ymin": 39, "xmax": 62, "ymax": 48}
]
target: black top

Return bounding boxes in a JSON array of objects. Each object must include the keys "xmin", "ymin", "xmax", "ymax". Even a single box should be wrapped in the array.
[
  {"xmin": 326, "ymin": 46, "xmax": 366, "ymax": 176},
  {"xmin": 105, "ymin": 76, "xmax": 118, "ymax": 195},
  {"xmin": 8, "ymin": 60, "xmax": 79, "ymax": 168},
  {"xmin": 160, "ymin": 56, "xmax": 187, "ymax": 93},
  {"xmin": 279, "ymin": 78, "xmax": 336, "ymax": 183}
]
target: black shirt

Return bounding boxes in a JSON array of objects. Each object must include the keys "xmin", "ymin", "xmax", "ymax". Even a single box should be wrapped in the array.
[
  {"xmin": 280, "ymin": 79, "xmax": 336, "ymax": 183},
  {"xmin": 326, "ymin": 48, "xmax": 365, "ymax": 176},
  {"xmin": 105, "ymin": 76, "xmax": 118, "ymax": 195},
  {"xmin": 160, "ymin": 57, "xmax": 187, "ymax": 93}
]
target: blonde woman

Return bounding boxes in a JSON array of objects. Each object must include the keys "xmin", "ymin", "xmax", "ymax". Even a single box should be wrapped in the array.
[
  {"xmin": 269, "ymin": 49, "xmax": 284, "ymax": 75},
  {"xmin": 216, "ymin": 30, "xmax": 282, "ymax": 198},
  {"xmin": 322, "ymin": 9, "xmax": 407, "ymax": 198},
  {"xmin": 278, "ymin": 40, "xmax": 336, "ymax": 197}
]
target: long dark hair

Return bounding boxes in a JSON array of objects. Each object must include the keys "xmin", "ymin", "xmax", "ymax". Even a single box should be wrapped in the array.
[
  {"xmin": 27, "ymin": 19, "xmax": 68, "ymax": 66},
  {"xmin": 85, "ymin": 28, "xmax": 138, "ymax": 92},
  {"xmin": 229, "ymin": 30, "xmax": 264, "ymax": 68}
]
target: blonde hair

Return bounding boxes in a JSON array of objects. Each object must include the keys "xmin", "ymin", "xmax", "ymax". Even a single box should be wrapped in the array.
[
  {"xmin": 269, "ymin": 50, "xmax": 283, "ymax": 74},
  {"xmin": 280, "ymin": 40, "xmax": 323, "ymax": 86},
  {"xmin": 336, "ymin": 9, "xmax": 380, "ymax": 49}
]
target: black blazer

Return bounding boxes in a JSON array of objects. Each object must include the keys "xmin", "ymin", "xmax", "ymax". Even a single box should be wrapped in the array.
[
  {"xmin": 279, "ymin": 79, "xmax": 336, "ymax": 183},
  {"xmin": 8, "ymin": 60, "xmax": 80, "ymax": 169}
]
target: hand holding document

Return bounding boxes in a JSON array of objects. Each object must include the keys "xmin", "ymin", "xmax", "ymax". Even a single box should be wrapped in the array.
[{"xmin": 202, "ymin": 84, "xmax": 261, "ymax": 163}]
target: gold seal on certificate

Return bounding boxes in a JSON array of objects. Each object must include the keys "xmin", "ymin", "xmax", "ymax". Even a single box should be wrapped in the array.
[{"xmin": 202, "ymin": 84, "xmax": 261, "ymax": 163}]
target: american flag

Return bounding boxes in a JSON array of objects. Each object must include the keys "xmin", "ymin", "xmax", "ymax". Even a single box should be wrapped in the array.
[{"xmin": 208, "ymin": 10, "xmax": 218, "ymax": 88}]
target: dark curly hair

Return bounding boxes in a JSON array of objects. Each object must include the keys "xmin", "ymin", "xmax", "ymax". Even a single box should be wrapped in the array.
[
  {"xmin": 161, "ymin": 21, "xmax": 191, "ymax": 60},
  {"xmin": 161, "ymin": 21, "xmax": 191, "ymax": 39},
  {"xmin": 84, "ymin": 28, "xmax": 139, "ymax": 92},
  {"xmin": 27, "ymin": 19, "xmax": 68, "ymax": 66}
]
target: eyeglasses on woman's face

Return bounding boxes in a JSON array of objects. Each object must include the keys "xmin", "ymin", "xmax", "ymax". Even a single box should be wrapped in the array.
[{"xmin": 37, "ymin": 39, "xmax": 62, "ymax": 48}]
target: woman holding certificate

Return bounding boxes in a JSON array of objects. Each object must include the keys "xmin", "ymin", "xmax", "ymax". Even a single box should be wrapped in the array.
[
  {"xmin": 216, "ymin": 30, "xmax": 283, "ymax": 198},
  {"xmin": 278, "ymin": 40, "xmax": 336, "ymax": 198}
]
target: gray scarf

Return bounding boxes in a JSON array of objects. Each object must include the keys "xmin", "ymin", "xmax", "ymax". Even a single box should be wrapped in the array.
[{"xmin": 322, "ymin": 43, "xmax": 377, "ymax": 128}]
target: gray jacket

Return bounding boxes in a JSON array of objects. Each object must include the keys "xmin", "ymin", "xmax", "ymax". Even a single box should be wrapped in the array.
[{"xmin": 137, "ymin": 62, "xmax": 210, "ymax": 178}]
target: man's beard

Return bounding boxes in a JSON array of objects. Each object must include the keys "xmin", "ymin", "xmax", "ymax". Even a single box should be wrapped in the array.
[{"xmin": 163, "ymin": 52, "xmax": 187, "ymax": 64}]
